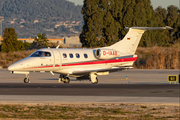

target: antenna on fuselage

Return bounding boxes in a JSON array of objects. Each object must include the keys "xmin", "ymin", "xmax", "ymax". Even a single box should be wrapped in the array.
[{"xmin": 56, "ymin": 45, "xmax": 60, "ymax": 49}]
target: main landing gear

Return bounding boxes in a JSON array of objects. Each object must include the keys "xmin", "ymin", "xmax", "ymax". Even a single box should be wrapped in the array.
[
  {"xmin": 24, "ymin": 74, "xmax": 30, "ymax": 83},
  {"xmin": 59, "ymin": 74, "xmax": 70, "ymax": 83},
  {"xmin": 92, "ymin": 77, "xmax": 98, "ymax": 84},
  {"xmin": 76, "ymin": 73, "xmax": 98, "ymax": 84},
  {"xmin": 90, "ymin": 72, "xmax": 98, "ymax": 84}
]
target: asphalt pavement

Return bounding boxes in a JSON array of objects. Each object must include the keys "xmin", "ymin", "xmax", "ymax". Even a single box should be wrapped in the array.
[{"xmin": 0, "ymin": 69, "xmax": 179, "ymax": 105}]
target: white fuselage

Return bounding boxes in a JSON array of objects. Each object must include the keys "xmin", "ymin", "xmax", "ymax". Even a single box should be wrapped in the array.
[{"xmin": 8, "ymin": 48, "xmax": 137, "ymax": 76}]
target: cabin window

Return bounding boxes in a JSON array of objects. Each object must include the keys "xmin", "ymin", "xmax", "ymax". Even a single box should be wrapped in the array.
[
  {"xmin": 30, "ymin": 51, "xmax": 43, "ymax": 57},
  {"xmin": 76, "ymin": 53, "xmax": 80, "ymax": 58},
  {"xmin": 84, "ymin": 54, "xmax": 88, "ymax": 58},
  {"xmin": 69, "ymin": 53, "xmax": 73, "ymax": 58},
  {"xmin": 42, "ymin": 52, "xmax": 51, "ymax": 57},
  {"xmin": 63, "ymin": 53, "xmax": 67, "ymax": 58}
]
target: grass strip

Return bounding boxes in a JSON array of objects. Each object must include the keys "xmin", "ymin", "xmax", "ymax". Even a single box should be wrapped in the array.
[{"xmin": 0, "ymin": 104, "xmax": 179, "ymax": 119}]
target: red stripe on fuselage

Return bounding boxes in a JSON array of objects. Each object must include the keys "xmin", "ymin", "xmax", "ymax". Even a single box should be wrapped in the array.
[
  {"xmin": 62, "ymin": 57, "xmax": 137, "ymax": 67},
  {"xmin": 24, "ymin": 65, "xmax": 54, "ymax": 69}
]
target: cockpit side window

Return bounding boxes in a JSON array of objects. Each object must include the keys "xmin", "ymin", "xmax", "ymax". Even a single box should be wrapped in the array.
[
  {"xmin": 42, "ymin": 52, "xmax": 51, "ymax": 57},
  {"xmin": 30, "ymin": 51, "xmax": 43, "ymax": 57}
]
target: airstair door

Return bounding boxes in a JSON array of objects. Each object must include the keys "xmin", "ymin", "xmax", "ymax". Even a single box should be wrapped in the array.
[{"xmin": 52, "ymin": 49, "xmax": 61, "ymax": 70}]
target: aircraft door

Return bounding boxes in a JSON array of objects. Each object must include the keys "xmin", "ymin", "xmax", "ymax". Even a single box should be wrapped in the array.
[
  {"xmin": 39, "ymin": 51, "xmax": 54, "ymax": 71},
  {"xmin": 51, "ymin": 49, "xmax": 61, "ymax": 70}
]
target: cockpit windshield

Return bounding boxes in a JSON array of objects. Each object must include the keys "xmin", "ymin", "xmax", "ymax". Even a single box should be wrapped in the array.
[
  {"xmin": 30, "ymin": 51, "xmax": 51, "ymax": 57},
  {"xmin": 30, "ymin": 51, "xmax": 43, "ymax": 57}
]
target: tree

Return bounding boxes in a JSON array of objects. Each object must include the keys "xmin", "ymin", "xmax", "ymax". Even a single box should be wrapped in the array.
[
  {"xmin": 80, "ymin": 0, "xmax": 177, "ymax": 48},
  {"xmin": 1, "ymin": 27, "xmax": 24, "ymax": 53},
  {"xmin": 167, "ymin": 5, "xmax": 179, "ymax": 44},
  {"xmin": 33, "ymin": 33, "xmax": 49, "ymax": 48},
  {"xmin": 81, "ymin": 0, "xmax": 155, "ymax": 47},
  {"xmin": 24, "ymin": 42, "xmax": 31, "ymax": 50},
  {"xmin": 80, "ymin": 0, "xmax": 124, "ymax": 47},
  {"xmin": 121, "ymin": 0, "xmax": 156, "ymax": 47},
  {"xmin": 175, "ymin": 9, "xmax": 180, "ymax": 43},
  {"xmin": 155, "ymin": 6, "xmax": 167, "ymax": 26},
  {"xmin": 80, "ymin": 0, "xmax": 100, "ymax": 47},
  {"xmin": 167, "ymin": 5, "xmax": 178, "ymax": 27}
]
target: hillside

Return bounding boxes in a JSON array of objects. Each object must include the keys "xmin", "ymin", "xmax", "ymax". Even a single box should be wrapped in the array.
[{"xmin": 0, "ymin": 0, "xmax": 83, "ymax": 38}]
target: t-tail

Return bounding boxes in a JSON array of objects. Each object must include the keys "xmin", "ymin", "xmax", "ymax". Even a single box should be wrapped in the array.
[{"xmin": 109, "ymin": 26, "xmax": 173, "ymax": 55}]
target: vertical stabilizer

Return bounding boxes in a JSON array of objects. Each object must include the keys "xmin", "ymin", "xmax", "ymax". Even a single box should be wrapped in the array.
[{"xmin": 109, "ymin": 26, "xmax": 172, "ymax": 55}]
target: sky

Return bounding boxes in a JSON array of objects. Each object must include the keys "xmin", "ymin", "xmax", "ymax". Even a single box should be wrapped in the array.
[{"xmin": 67, "ymin": 0, "xmax": 179, "ymax": 9}]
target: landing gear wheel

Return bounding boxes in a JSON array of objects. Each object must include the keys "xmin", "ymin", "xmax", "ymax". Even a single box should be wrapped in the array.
[
  {"xmin": 92, "ymin": 77, "xmax": 98, "ymax": 84},
  {"xmin": 63, "ymin": 77, "xmax": 70, "ymax": 83},
  {"xmin": 24, "ymin": 78, "xmax": 29, "ymax": 83}
]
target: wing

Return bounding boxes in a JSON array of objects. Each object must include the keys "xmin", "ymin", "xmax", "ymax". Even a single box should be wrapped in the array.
[{"xmin": 71, "ymin": 66, "xmax": 133, "ymax": 75}]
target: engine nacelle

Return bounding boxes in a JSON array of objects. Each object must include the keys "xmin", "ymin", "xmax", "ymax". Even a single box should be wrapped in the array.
[{"xmin": 95, "ymin": 49, "xmax": 120, "ymax": 60}]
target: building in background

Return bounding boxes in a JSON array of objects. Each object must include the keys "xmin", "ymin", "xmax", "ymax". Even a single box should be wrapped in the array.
[{"xmin": 63, "ymin": 36, "xmax": 82, "ymax": 47}]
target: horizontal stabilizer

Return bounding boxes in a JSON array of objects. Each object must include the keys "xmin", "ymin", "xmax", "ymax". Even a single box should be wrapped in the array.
[{"xmin": 125, "ymin": 26, "xmax": 173, "ymax": 31}]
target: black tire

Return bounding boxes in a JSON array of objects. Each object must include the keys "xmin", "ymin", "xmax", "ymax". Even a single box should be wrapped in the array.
[
  {"xmin": 24, "ymin": 78, "xmax": 29, "ymax": 83},
  {"xmin": 60, "ymin": 74, "xmax": 64, "ymax": 82},
  {"xmin": 63, "ymin": 77, "xmax": 70, "ymax": 83}
]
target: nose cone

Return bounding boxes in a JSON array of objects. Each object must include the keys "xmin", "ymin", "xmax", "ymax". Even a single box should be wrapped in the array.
[{"xmin": 8, "ymin": 64, "xmax": 15, "ymax": 71}]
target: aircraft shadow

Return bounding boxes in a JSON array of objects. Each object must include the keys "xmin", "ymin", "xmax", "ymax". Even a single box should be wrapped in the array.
[{"xmin": 40, "ymin": 78, "xmax": 79, "ymax": 81}]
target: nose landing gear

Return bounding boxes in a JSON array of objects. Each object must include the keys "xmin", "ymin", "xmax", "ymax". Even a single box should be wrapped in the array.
[{"xmin": 24, "ymin": 74, "xmax": 30, "ymax": 83}]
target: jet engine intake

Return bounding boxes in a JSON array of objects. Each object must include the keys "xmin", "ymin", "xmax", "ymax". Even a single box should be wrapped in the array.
[{"xmin": 95, "ymin": 49, "xmax": 120, "ymax": 60}]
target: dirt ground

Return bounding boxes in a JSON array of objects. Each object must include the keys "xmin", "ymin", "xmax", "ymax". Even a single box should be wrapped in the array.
[{"xmin": 0, "ymin": 103, "xmax": 179, "ymax": 120}]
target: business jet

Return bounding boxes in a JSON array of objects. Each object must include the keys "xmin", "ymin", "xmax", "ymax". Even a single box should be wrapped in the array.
[{"xmin": 8, "ymin": 26, "xmax": 172, "ymax": 84}]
